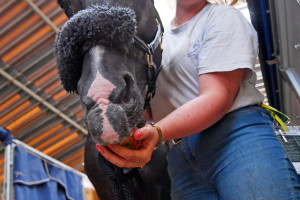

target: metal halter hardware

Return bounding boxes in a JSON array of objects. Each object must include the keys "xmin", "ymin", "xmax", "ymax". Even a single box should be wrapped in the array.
[{"xmin": 133, "ymin": 20, "xmax": 163, "ymax": 107}]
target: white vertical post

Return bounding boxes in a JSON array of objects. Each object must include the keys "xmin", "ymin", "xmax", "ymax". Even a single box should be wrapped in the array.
[{"xmin": 3, "ymin": 143, "xmax": 15, "ymax": 200}]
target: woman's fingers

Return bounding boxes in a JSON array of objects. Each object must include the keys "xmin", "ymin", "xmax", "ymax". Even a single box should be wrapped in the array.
[
  {"xmin": 96, "ymin": 145, "xmax": 146, "ymax": 168},
  {"xmin": 109, "ymin": 144, "xmax": 152, "ymax": 163},
  {"xmin": 134, "ymin": 124, "xmax": 159, "ymax": 149},
  {"xmin": 94, "ymin": 123, "xmax": 159, "ymax": 168},
  {"xmin": 133, "ymin": 124, "xmax": 157, "ymax": 141},
  {"xmin": 133, "ymin": 124, "xmax": 152, "ymax": 140}
]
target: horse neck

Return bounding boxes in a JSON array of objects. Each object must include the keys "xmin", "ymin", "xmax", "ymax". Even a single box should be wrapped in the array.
[{"xmin": 131, "ymin": 0, "xmax": 158, "ymax": 43}]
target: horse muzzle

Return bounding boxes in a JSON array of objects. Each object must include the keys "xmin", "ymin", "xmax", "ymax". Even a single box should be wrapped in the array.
[{"xmin": 85, "ymin": 70, "xmax": 144, "ymax": 145}]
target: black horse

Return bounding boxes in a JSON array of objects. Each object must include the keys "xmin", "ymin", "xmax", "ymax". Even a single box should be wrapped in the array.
[{"xmin": 55, "ymin": 0, "xmax": 171, "ymax": 199}]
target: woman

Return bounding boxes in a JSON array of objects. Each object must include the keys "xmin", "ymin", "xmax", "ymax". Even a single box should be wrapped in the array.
[{"xmin": 97, "ymin": 0, "xmax": 300, "ymax": 199}]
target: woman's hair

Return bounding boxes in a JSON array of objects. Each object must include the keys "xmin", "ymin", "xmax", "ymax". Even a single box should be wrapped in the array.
[{"xmin": 208, "ymin": 0, "xmax": 238, "ymax": 6}]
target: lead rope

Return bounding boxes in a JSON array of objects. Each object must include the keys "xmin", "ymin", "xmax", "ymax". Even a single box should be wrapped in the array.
[{"xmin": 98, "ymin": 153, "xmax": 150, "ymax": 200}]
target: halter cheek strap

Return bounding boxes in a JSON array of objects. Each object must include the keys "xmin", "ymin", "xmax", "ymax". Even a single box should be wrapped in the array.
[
  {"xmin": 133, "ymin": 20, "xmax": 164, "ymax": 108},
  {"xmin": 133, "ymin": 21, "xmax": 163, "ymax": 55}
]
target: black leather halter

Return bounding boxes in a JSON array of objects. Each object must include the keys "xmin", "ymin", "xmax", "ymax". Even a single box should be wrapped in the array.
[{"xmin": 134, "ymin": 20, "xmax": 163, "ymax": 108}]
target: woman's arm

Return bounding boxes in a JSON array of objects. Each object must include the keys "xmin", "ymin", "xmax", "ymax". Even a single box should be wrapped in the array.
[
  {"xmin": 158, "ymin": 68, "xmax": 245, "ymax": 140},
  {"xmin": 98, "ymin": 68, "xmax": 245, "ymax": 168}
]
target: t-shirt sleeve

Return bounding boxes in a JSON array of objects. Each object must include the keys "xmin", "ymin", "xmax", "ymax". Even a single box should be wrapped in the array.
[{"xmin": 197, "ymin": 7, "xmax": 258, "ymax": 80}]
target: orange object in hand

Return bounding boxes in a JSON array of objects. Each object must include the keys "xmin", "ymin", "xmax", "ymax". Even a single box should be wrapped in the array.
[{"xmin": 120, "ymin": 135, "xmax": 141, "ymax": 149}]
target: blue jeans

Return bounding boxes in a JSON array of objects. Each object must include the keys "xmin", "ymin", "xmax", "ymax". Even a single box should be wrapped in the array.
[{"xmin": 167, "ymin": 106, "xmax": 300, "ymax": 200}]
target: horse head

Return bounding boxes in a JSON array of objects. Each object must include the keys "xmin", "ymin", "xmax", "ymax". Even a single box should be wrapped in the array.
[{"xmin": 55, "ymin": 0, "xmax": 163, "ymax": 146}]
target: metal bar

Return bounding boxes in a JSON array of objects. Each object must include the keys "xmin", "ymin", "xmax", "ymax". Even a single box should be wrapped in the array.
[
  {"xmin": 268, "ymin": 0, "xmax": 286, "ymax": 111},
  {"xmin": 7, "ymin": 41, "xmax": 54, "ymax": 73},
  {"xmin": 0, "ymin": 0, "xmax": 46, "ymax": 37},
  {"xmin": 0, "ymin": 1, "xmax": 16, "ymax": 13},
  {"xmin": 0, "ymin": 68, "xmax": 88, "ymax": 135},
  {"xmin": 0, "ymin": 9, "xmax": 59, "ymax": 56},
  {"xmin": 0, "ymin": 100, "xmax": 37, "ymax": 126},
  {"xmin": 23, "ymin": 0, "xmax": 60, "ymax": 33},
  {"xmin": 3, "ymin": 140, "xmax": 87, "ymax": 200},
  {"xmin": 273, "ymin": 0, "xmax": 289, "ymax": 71},
  {"xmin": 6, "ymin": 31, "xmax": 54, "ymax": 65},
  {"xmin": 21, "ymin": 52, "xmax": 55, "ymax": 77},
  {"xmin": 273, "ymin": 0, "xmax": 300, "ymax": 115},
  {"xmin": 3, "ymin": 143, "xmax": 14, "ymax": 200},
  {"xmin": 18, "ymin": 114, "xmax": 67, "ymax": 143},
  {"xmin": 12, "ymin": 139, "xmax": 87, "ymax": 178},
  {"xmin": 54, "ymin": 140, "xmax": 85, "ymax": 161},
  {"xmin": 285, "ymin": 69, "xmax": 300, "ymax": 100},
  {"xmin": 267, "ymin": 0, "xmax": 279, "ymax": 56}
]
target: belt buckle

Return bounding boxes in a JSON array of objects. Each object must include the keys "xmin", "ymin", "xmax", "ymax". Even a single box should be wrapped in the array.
[{"xmin": 172, "ymin": 138, "xmax": 181, "ymax": 145}]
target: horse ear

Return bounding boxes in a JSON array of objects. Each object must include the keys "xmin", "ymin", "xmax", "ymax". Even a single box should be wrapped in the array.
[
  {"xmin": 57, "ymin": 0, "xmax": 83, "ymax": 18},
  {"xmin": 57, "ymin": 0, "xmax": 71, "ymax": 17}
]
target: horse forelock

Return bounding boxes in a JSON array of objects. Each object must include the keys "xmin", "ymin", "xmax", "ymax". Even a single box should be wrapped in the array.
[{"xmin": 55, "ymin": 5, "xmax": 137, "ymax": 93}]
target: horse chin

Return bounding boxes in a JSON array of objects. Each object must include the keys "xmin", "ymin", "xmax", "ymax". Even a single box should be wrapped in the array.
[{"xmin": 87, "ymin": 100, "xmax": 145, "ymax": 146}]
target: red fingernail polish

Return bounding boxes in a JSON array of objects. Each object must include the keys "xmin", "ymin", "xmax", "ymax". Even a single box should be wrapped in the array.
[
  {"xmin": 134, "ymin": 131, "xmax": 141, "ymax": 139},
  {"xmin": 95, "ymin": 144, "xmax": 104, "ymax": 154},
  {"xmin": 108, "ymin": 144, "xmax": 113, "ymax": 148}
]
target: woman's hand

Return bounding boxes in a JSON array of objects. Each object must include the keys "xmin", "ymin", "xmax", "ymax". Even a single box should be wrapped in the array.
[{"xmin": 95, "ymin": 124, "xmax": 159, "ymax": 168}]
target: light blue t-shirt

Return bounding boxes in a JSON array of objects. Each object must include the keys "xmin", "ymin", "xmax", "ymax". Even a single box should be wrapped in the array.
[{"xmin": 151, "ymin": 3, "xmax": 264, "ymax": 122}]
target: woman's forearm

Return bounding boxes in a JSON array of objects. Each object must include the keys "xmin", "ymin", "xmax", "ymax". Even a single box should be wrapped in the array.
[
  {"xmin": 156, "ymin": 92, "xmax": 229, "ymax": 141},
  {"xmin": 156, "ymin": 69, "xmax": 245, "ymax": 141}
]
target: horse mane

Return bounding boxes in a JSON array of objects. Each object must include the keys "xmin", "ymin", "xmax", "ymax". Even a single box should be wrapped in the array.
[{"xmin": 55, "ymin": 5, "xmax": 137, "ymax": 93}]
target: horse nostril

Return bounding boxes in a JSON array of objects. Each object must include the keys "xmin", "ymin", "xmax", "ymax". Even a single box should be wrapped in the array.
[
  {"xmin": 109, "ymin": 73, "xmax": 135, "ymax": 104},
  {"xmin": 121, "ymin": 74, "xmax": 134, "ymax": 103}
]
